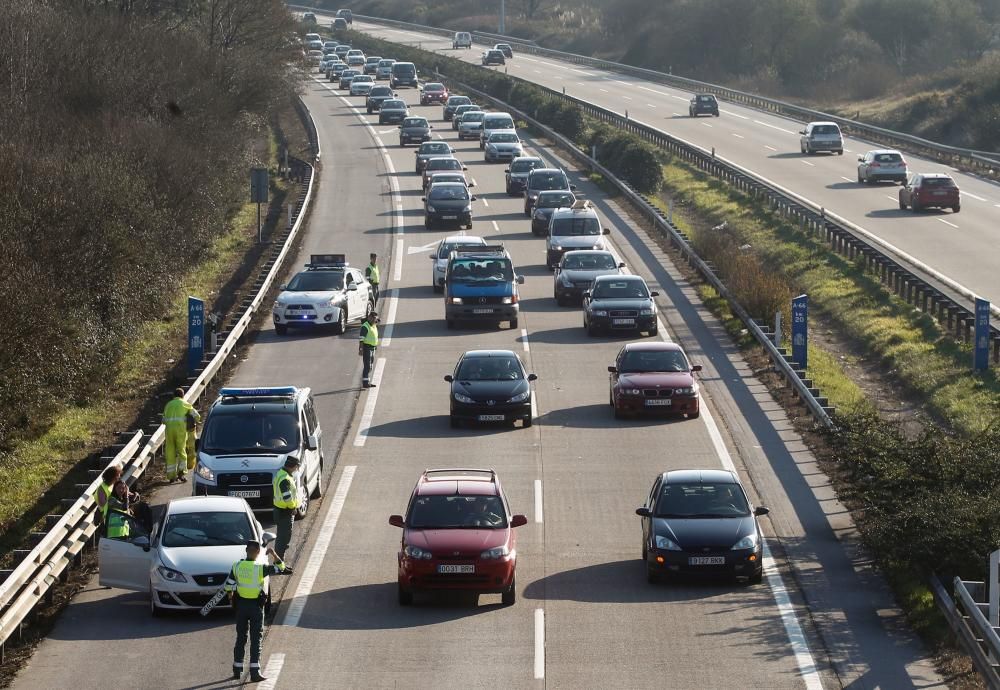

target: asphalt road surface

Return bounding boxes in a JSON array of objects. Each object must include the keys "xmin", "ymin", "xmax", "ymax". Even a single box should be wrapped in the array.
[{"xmin": 12, "ymin": 62, "xmax": 945, "ymax": 690}]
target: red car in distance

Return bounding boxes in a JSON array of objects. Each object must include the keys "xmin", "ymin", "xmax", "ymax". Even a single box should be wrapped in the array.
[
  {"xmin": 420, "ymin": 82, "xmax": 449, "ymax": 105},
  {"xmin": 390, "ymin": 469, "xmax": 527, "ymax": 606},
  {"xmin": 609, "ymin": 341, "xmax": 702, "ymax": 419}
]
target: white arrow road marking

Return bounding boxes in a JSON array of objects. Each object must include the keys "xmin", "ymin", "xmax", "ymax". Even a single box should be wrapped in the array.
[{"xmin": 407, "ymin": 240, "xmax": 440, "ymax": 254}]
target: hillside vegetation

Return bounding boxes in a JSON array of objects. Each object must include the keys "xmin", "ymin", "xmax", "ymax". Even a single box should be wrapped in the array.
[
  {"xmin": 331, "ymin": 0, "xmax": 1000, "ymax": 151},
  {"xmin": 0, "ymin": 0, "xmax": 298, "ymax": 449}
]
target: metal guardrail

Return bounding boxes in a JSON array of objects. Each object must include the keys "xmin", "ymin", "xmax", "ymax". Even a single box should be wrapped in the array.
[
  {"xmin": 346, "ymin": 12, "xmax": 1000, "ymax": 175},
  {"xmin": 937, "ymin": 576, "xmax": 1000, "ymax": 689},
  {"xmin": 0, "ymin": 97, "xmax": 320, "ymax": 661},
  {"xmin": 437, "ymin": 74, "xmax": 836, "ymax": 427}
]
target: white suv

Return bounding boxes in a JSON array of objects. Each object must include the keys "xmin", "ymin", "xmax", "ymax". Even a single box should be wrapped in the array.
[{"xmin": 272, "ymin": 254, "xmax": 374, "ymax": 335}]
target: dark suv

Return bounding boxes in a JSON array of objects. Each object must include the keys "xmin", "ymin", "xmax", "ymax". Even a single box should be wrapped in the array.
[
  {"xmin": 689, "ymin": 94, "xmax": 719, "ymax": 117},
  {"xmin": 390, "ymin": 468, "xmax": 528, "ymax": 605},
  {"xmin": 523, "ymin": 168, "xmax": 575, "ymax": 216}
]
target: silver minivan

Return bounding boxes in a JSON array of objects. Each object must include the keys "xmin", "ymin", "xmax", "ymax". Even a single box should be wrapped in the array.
[
  {"xmin": 453, "ymin": 31, "xmax": 472, "ymax": 49},
  {"xmin": 479, "ymin": 112, "xmax": 516, "ymax": 150},
  {"xmin": 799, "ymin": 121, "xmax": 843, "ymax": 155}
]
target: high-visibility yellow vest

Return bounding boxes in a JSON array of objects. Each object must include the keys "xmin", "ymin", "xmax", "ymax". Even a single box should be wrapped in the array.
[
  {"xmin": 360, "ymin": 321, "xmax": 379, "ymax": 347},
  {"xmin": 163, "ymin": 397, "xmax": 197, "ymax": 426},
  {"xmin": 106, "ymin": 509, "xmax": 131, "ymax": 539},
  {"xmin": 94, "ymin": 482, "xmax": 112, "ymax": 521},
  {"xmin": 230, "ymin": 560, "xmax": 265, "ymax": 600},
  {"xmin": 272, "ymin": 468, "xmax": 300, "ymax": 510},
  {"xmin": 367, "ymin": 263, "xmax": 380, "ymax": 285}
]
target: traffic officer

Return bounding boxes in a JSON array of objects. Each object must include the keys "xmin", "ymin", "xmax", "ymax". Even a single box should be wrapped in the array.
[
  {"xmin": 105, "ymin": 505, "xmax": 132, "ymax": 540},
  {"xmin": 224, "ymin": 540, "xmax": 287, "ymax": 683},
  {"xmin": 359, "ymin": 311, "xmax": 379, "ymax": 388},
  {"xmin": 272, "ymin": 455, "xmax": 300, "ymax": 558},
  {"xmin": 162, "ymin": 388, "xmax": 201, "ymax": 482},
  {"xmin": 185, "ymin": 410, "xmax": 200, "ymax": 474},
  {"xmin": 94, "ymin": 465, "xmax": 121, "ymax": 529},
  {"xmin": 365, "ymin": 252, "xmax": 380, "ymax": 303}
]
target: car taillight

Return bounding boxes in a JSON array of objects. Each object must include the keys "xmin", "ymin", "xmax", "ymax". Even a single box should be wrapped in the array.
[{"xmin": 870, "ymin": 162, "xmax": 880, "ymax": 168}]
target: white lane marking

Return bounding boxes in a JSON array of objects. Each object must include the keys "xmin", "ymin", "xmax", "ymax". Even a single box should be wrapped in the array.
[
  {"xmin": 754, "ymin": 119, "xmax": 796, "ymax": 135},
  {"xmin": 374, "ymin": 136, "xmax": 384, "ymax": 148},
  {"xmin": 646, "ymin": 103, "xmax": 657, "ymax": 109},
  {"xmin": 657, "ymin": 318, "xmax": 671, "ymax": 341},
  {"xmin": 407, "ymin": 240, "xmax": 439, "ymax": 254},
  {"xmin": 800, "ymin": 160, "xmax": 815, "ymax": 167},
  {"xmin": 576, "ymin": 82, "xmax": 585, "ymax": 87},
  {"xmin": 599, "ymin": 88, "xmax": 609, "ymax": 93},
  {"xmin": 840, "ymin": 176, "xmax": 853, "ymax": 182},
  {"xmin": 938, "ymin": 218, "xmax": 959, "ymax": 229},
  {"xmin": 378, "ymin": 129, "xmax": 396, "ymax": 135},
  {"xmin": 721, "ymin": 110, "xmax": 749, "ymax": 120},
  {"xmin": 699, "ymin": 403, "xmax": 822, "ymax": 689},
  {"xmin": 533, "ymin": 69, "xmax": 542, "ymax": 74},
  {"xmin": 534, "ymin": 608, "xmax": 545, "ymax": 679},
  {"xmin": 382, "ymin": 289, "xmax": 398, "ymax": 346},
  {"xmin": 731, "ymin": 133, "xmax": 744, "ymax": 139},
  {"xmin": 623, "ymin": 96, "xmax": 633, "ymax": 101},
  {"xmin": 482, "ymin": 198, "xmax": 490, "ymax": 207},
  {"xmin": 534, "ymin": 479, "xmax": 543, "ymax": 523},
  {"xmin": 256, "ymin": 653, "xmax": 285, "ymax": 690},
  {"xmin": 672, "ymin": 112, "xmax": 682, "ymax": 117},
  {"xmin": 531, "ymin": 390, "xmax": 539, "ymax": 418},
  {"xmin": 521, "ymin": 328, "xmax": 530, "ymax": 352},
  {"xmin": 701, "ymin": 122, "xmax": 713, "ymax": 128},
  {"xmin": 394, "ymin": 238, "xmax": 404, "ymax": 281},
  {"xmin": 843, "ymin": 148, "xmax": 853, "ymax": 153},
  {"xmin": 353, "ymin": 359, "xmax": 386, "ymax": 446},
  {"xmin": 637, "ymin": 85, "xmax": 664, "ymax": 95},
  {"xmin": 609, "ymin": 79, "xmax": 632, "ymax": 87},
  {"xmin": 994, "ymin": 203, "xmax": 1000, "ymax": 208},
  {"xmin": 764, "ymin": 145, "xmax": 777, "ymax": 151},
  {"xmin": 964, "ymin": 192, "xmax": 988, "ymax": 202},
  {"xmin": 886, "ymin": 195, "xmax": 897, "ymax": 202},
  {"xmin": 281, "ymin": 466, "xmax": 357, "ymax": 626},
  {"xmin": 492, "ymin": 220, "xmax": 500, "ymax": 232}
]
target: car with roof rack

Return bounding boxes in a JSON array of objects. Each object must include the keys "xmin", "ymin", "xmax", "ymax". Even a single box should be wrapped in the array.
[
  {"xmin": 271, "ymin": 253, "xmax": 374, "ymax": 335},
  {"xmin": 545, "ymin": 199, "xmax": 610, "ymax": 269},
  {"xmin": 444, "ymin": 244, "xmax": 524, "ymax": 329}
]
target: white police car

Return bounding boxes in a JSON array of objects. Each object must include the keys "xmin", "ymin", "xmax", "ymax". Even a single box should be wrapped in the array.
[
  {"xmin": 272, "ymin": 254, "xmax": 374, "ymax": 335},
  {"xmin": 192, "ymin": 387, "xmax": 324, "ymax": 519}
]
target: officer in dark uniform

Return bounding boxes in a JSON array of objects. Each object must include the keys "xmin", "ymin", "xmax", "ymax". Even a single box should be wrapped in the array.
[{"xmin": 225, "ymin": 539, "xmax": 288, "ymax": 682}]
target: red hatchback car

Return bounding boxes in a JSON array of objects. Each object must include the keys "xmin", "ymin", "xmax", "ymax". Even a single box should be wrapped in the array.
[
  {"xmin": 898, "ymin": 173, "xmax": 961, "ymax": 213},
  {"xmin": 608, "ymin": 342, "xmax": 701, "ymax": 419},
  {"xmin": 420, "ymin": 82, "xmax": 449, "ymax": 105},
  {"xmin": 390, "ymin": 469, "xmax": 528, "ymax": 606}
]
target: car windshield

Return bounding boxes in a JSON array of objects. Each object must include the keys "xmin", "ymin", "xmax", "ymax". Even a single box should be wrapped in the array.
[
  {"xmin": 619, "ymin": 349, "xmax": 689, "ymax": 373},
  {"xmin": 342, "ymin": 70, "xmax": 358, "ymax": 77},
  {"xmin": 367, "ymin": 57, "xmax": 380, "ymax": 64},
  {"xmin": 923, "ymin": 177, "xmax": 956, "ymax": 187},
  {"xmin": 563, "ymin": 253, "xmax": 617, "ymax": 270},
  {"xmin": 161, "ymin": 511, "xmax": 254, "ymax": 548},
  {"xmin": 424, "ymin": 83, "xmax": 445, "ymax": 91},
  {"xmin": 430, "ymin": 174, "xmax": 463, "ymax": 184},
  {"xmin": 537, "ymin": 192, "xmax": 575, "ymax": 208},
  {"xmin": 428, "ymin": 185, "xmax": 470, "ymax": 201},
  {"xmin": 201, "ymin": 411, "xmax": 300, "ymax": 454},
  {"xmin": 873, "ymin": 153, "xmax": 902, "ymax": 163},
  {"xmin": 449, "ymin": 258, "xmax": 514, "ymax": 283},
  {"xmin": 812, "ymin": 125, "xmax": 839, "ymax": 135},
  {"xmin": 697, "ymin": 95, "xmax": 715, "ymax": 103},
  {"xmin": 285, "ymin": 271, "xmax": 343, "ymax": 291},
  {"xmin": 551, "ymin": 217, "xmax": 600, "ymax": 236},
  {"xmin": 592, "ymin": 279, "xmax": 648, "ymax": 299},
  {"xmin": 404, "ymin": 118, "xmax": 429, "ymax": 128},
  {"xmin": 394, "ymin": 65, "xmax": 415, "ymax": 75},
  {"xmin": 490, "ymin": 133, "xmax": 518, "ymax": 144},
  {"xmin": 485, "ymin": 118, "xmax": 514, "ymax": 129},
  {"xmin": 354, "ymin": 76, "xmax": 372, "ymax": 83},
  {"xmin": 420, "ymin": 142, "xmax": 450, "ymax": 154},
  {"xmin": 461, "ymin": 112, "xmax": 485, "ymax": 122},
  {"xmin": 530, "ymin": 172, "xmax": 568, "ymax": 191},
  {"xmin": 428, "ymin": 158, "xmax": 461, "ymax": 171},
  {"xmin": 379, "ymin": 60, "xmax": 394, "ymax": 67},
  {"xmin": 408, "ymin": 495, "xmax": 508, "ymax": 529},
  {"xmin": 510, "ymin": 159, "xmax": 540, "ymax": 173},
  {"xmin": 448, "ymin": 96, "xmax": 471, "ymax": 106},
  {"xmin": 383, "ymin": 101, "xmax": 405, "ymax": 109},
  {"xmin": 654, "ymin": 483, "xmax": 750, "ymax": 518},
  {"xmin": 456, "ymin": 356, "xmax": 523, "ymax": 381},
  {"xmin": 439, "ymin": 241, "xmax": 484, "ymax": 258},
  {"xmin": 370, "ymin": 86, "xmax": 392, "ymax": 96}
]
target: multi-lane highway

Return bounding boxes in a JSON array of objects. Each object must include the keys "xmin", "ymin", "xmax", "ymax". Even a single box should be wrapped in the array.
[
  {"xmin": 354, "ymin": 19, "xmax": 1000, "ymax": 308},
  {"xmin": 13, "ymin": 51, "xmax": 945, "ymax": 689}
]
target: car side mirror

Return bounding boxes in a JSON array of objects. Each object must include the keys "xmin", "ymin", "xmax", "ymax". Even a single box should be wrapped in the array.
[
  {"xmin": 429, "ymin": 125, "xmax": 434, "ymax": 129},
  {"xmin": 691, "ymin": 364, "xmax": 702, "ymax": 372},
  {"xmin": 635, "ymin": 507, "xmax": 651, "ymax": 517},
  {"xmin": 857, "ymin": 155, "xmax": 864, "ymax": 162},
  {"xmin": 389, "ymin": 515, "xmax": 405, "ymax": 528},
  {"xmin": 279, "ymin": 283, "xmax": 287, "ymax": 290},
  {"xmin": 510, "ymin": 514, "xmax": 529, "ymax": 528},
  {"xmin": 583, "ymin": 290, "xmax": 591, "ymax": 299},
  {"xmin": 429, "ymin": 254, "xmax": 436, "ymax": 260},
  {"xmin": 553, "ymin": 266, "xmax": 561, "ymax": 273},
  {"xmin": 527, "ymin": 373, "xmax": 538, "ymax": 381},
  {"xmin": 570, "ymin": 184, "xmax": 578, "ymax": 191},
  {"xmin": 754, "ymin": 506, "xmax": 770, "ymax": 516},
  {"xmin": 603, "ymin": 228, "xmax": 611, "ymax": 235},
  {"xmin": 421, "ymin": 197, "xmax": 426, "ymax": 202},
  {"xmin": 262, "ymin": 531, "xmax": 277, "ymax": 545},
  {"xmin": 444, "ymin": 374, "xmax": 454, "ymax": 382},
  {"xmin": 307, "ymin": 435, "xmax": 319, "ymax": 451},
  {"xmin": 650, "ymin": 291, "xmax": 659, "ymax": 297},
  {"xmin": 462, "ymin": 165, "xmax": 468, "ymax": 171},
  {"xmin": 133, "ymin": 535, "xmax": 151, "ymax": 551},
  {"xmin": 347, "ymin": 283, "xmax": 358, "ymax": 291},
  {"xmin": 799, "ymin": 130, "xmax": 806, "ymax": 135},
  {"xmin": 618, "ymin": 262, "xmax": 626, "ymax": 269},
  {"xmin": 504, "ymin": 168, "xmax": 510, "ymax": 173},
  {"xmin": 517, "ymin": 275, "xmax": 525, "ymax": 285},
  {"xmin": 470, "ymin": 195, "xmax": 477, "ymax": 201},
  {"xmin": 608, "ymin": 365, "xmax": 617, "ymax": 373},
  {"xmin": 468, "ymin": 181, "xmax": 475, "ymax": 187}
]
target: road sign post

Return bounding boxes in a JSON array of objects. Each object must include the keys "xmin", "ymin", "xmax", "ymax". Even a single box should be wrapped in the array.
[
  {"xmin": 188, "ymin": 297, "xmax": 205, "ymax": 376},
  {"xmin": 791, "ymin": 294, "xmax": 808, "ymax": 371},
  {"xmin": 975, "ymin": 298, "xmax": 990, "ymax": 371},
  {"xmin": 250, "ymin": 167, "xmax": 269, "ymax": 243}
]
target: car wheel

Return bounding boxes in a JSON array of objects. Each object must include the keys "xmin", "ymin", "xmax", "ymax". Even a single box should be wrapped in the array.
[
  {"xmin": 502, "ymin": 576, "xmax": 516, "ymax": 606},
  {"xmin": 648, "ymin": 325, "xmax": 658, "ymax": 337},
  {"xmin": 333, "ymin": 310, "xmax": 347, "ymax": 335},
  {"xmin": 953, "ymin": 204, "xmax": 961, "ymax": 213},
  {"xmin": 587, "ymin": 323, "xmax": 597, "ymax": 337},
  {"xmin": 523, "ymin": 414, "xmax": 532, "ymax": 428},
  {"xmin": 433, "ymin": 283, "xmax": 443, "ymax": 293},
  {"xmin": 800, "ymin": 144, "xmax": 806, "ymax": 154},
  {"xmin": 911, "ymin": 201, "xmax": 921, "ymax": 213},
  {"xmin": 311, "ymin": 457, "xmax": 324, "ymax": 498},
  {"xmin": 274, "ymin": 323, "xmax": 288, "ymax": 336},
  {"xmin": 367, "ymin": 107, "xmax": 372, "ymax": 114},
  {"xmin": 613, "ymin": 403, "xmax": 624, "ymax": 420},
  {"xmin": 295, "ymin": 479, "xmax": 309, "ymax": 520},
  {"xmin": 510, "ymin": 317, "xmax": 518, "ymax": 329},
  {"xmin": 837, "ymin": 150, "xmax": 844, "ymax": 155},
  {"xmin": 398, "ymin": 583, "xmax": 413, "ymax": 606},
  {"xmin": 446, "ymin": 319, "xmax": 455, "ymax": 329},
  {"xmin": 857, "ymin": 171, "xmax": 863, "ymax": 184},
  {"xmin": 555, "ymin": 294, "xmax": 565, "ymax": 306},
  {"xmin": 150, "ymin": 586, "xmax": 164, "ymax": 617},
  {"xmin": 898, "ymin": 197, "xmax": 906, "ymax": 210}
]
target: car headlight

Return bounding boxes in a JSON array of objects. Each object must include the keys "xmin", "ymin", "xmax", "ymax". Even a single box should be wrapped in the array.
[
  {"xmin": 326, "ymin": 299, "xmax": 341, "ymax": 308},
  {"xmin": 533, "ymin": 210, "xmax": 545, "ymax": 219},
  {"xmin": 404, "ymin": 545, "xmax": 433, "ymax": 560},
  {"xmin": 462, "ymin": 205, "xmax": 472, "ymax": 212},
  {"xmin": 426, "ymin": 205, "xmax": 436, "ymax": 213},
  {"xmin": 655, "ymin": 535, "xmax": 682, "ymax": 551},
  {"xmin": 480, "ymin": 545, "xmax": 510, "ymax": 559},
  {"xmin": 453, "ymin": 392, "xmax": 475, "ymax": 404},
  {"xmin": 507, "ymin": 390, "xmax": 530, "ymax": 403},
  {"xmin": 487, "ymin": 146, "xmax": 497, "ymax": 153},
  {"xmin": 622, "ymin": 388, "xmax": 641, "ymax": 395},
  {"xmin": 674, "ymin": 383, "xmax": 699, "ymax": 395},
  {"xmin": 195, "ymin": 463, "xmax": 215, "ymax": 482},
  {"xmin": 592, "ymin": 242, "xmax": 604, "ymax": 250},
  {"xmin": 501, "ymin": 296, "xmax": 513, "ymax": 304},
  {"xmin": 639, "ymin": 307, "xmax": 654, "ymax": 315},
  {"xmin": 551, "ymin": 244, "xmax": 562, "ymax": 251},
  {"xmin": 731, "ymin": 534, "xmax": 759, "ymax": 551},
  {"xmin": 450, "ymin": 297, "xmax": 463, "ymax": 305},
  {"xmin": 157, "ymin": 565, "xmax": 188, "ymax": 583},
  {"xmin": 592, "ymin": 309, "xmax": 608, "ymax": 317}
]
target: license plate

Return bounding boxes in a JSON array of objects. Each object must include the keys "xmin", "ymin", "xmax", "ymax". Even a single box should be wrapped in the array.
[
  {"xmin": 437, "ymin": 564, "xmax": 475, "ymax": 574},
  {"xmin": 933, "ymin": 191, "xmax": 946, "ymax": 196},
  {"xmin": 442, "ymin": 215, "xmax": 457, "ymax": 220},
  {"xmin": 645, "ymin": 399, "xmax": 672, "ymax": 406},
  {"xmin": 612, "ymin": 318, "xmax": 635, "ymax": 325},
  {"xmin": 473, "ymin": 308, "xmax": 493, "ymax": 314},
  {"xmin": 285, "ymin": 310, "xmax": 302, "ymax": 316},
  {"xmin": 228, "ymin": 490, "xmax": 261, "ymax": 498},
  {"xmin": 688, "ymin": 556, "xmax": 725, "ymax": 565},
  {"xmin": 478, "ymin": 414, "xmax": 505, "ymax": 421}
]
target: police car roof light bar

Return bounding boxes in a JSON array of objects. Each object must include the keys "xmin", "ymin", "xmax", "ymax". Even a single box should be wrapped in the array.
[
  {"xmin": 219, "ymin": 387, "xmax": 297, "ymax": 398},
  {"xmin": 307, "ymin": 253, "xmax": 348, "ymax": 269}
]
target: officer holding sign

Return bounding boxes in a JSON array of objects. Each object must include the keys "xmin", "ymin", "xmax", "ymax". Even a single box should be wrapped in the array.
[{"xmin": 225, "ymin": 539, "xmax": 287, "ymax": 682}]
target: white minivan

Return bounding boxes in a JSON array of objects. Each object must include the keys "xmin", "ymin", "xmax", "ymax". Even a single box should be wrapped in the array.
[
  {"xmin": 479, "ymin": 112, "xmax": 516, "ymax": 150},
  {"xmin": 453, "ymin": 31, "xmax": 472, "ymax": 49},
  {"xmin": 800, "ymin": 121, "xmax": 844, "ymax": 155}
]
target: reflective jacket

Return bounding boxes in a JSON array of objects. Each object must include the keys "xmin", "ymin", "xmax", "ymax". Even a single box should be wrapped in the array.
[
  {"xmin": 272, "ymin": 468, "xmax": 300, "ymax": 510},
  {"xmin": 360, "ymin": 321, "xmax": 379, "ymax": 347},
  {"xmin": 224, "ymin": 559, "xmax": 285, "ymax": 601}
]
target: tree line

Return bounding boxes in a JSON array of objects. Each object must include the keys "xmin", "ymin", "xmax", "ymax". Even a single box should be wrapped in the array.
[{"xmin": 0, "ymin": 0, "xmax": 299, "ymax": 447}]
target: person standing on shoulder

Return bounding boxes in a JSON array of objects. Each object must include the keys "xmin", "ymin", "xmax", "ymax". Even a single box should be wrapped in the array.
[
  {"xmin": 225, "ymin": 540, "xmax": 288, "ymax": 683},
  {"xmin": 272, "ymin": 456, "xmax": 301, "ymax": 558},
  {"xmin": 365, "ymin": 252, "xmax": 380, "ymax": 303},
  {"xmin": 162, "ymin": 388, "xmax": 200, "ymax": 482},
  {"xmin": 359, "ymin": 311, "xmax": 379, "ymax": 389}
]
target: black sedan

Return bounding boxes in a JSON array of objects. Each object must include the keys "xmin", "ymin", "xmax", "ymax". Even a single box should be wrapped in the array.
[
  {"xmin": 445, "ymin": 350, "xmax": 536, "ymax": 428},
  {"xmin": 554, "ymin": 250, "xmax": 625, "ymax": 305},
  {"xmin": 531, "ymin": 190, "xmax": 576, "ymax": 236},
  {"xmin": 636, "ymin": 469, "xmax": 767, "ymax": 583},
  {"xmin": 423, "ymin": 182, "xmax": 475, "ymax": 230},
  {"xmin": 399, "ymin": 117, "xmax": 433, "ymax": 147},
  {"xmin": 378, "ymin": 99, "xmax": 408, "ymax": 124},
  {"xmin": 482, "ymin": 49, "xmax": 505, "ymax": 66},
  {"xmin": 505, "ymin": 156, "xmax": 544, "ymax": 196},
  {"xmin": 338, "ymin": 69, "xmax": 360, "ymax": 90},
  {"xmin": 414, "ymin": 141, "xmax": 453, "ymax": 173},
  {"xmin": 366, "ymin": 85, "xmax": 395, "ymax": 113},
  {"xmin": 443, "ymin": 95, "xmax": 473, "ymax": 121},
  {"xmin": 583, "ymin": 275, "xmax": 658, "ymax": 336},
  {"xmin": 689, "ymin": 94, "xmax": 719, "ymax": 117}
]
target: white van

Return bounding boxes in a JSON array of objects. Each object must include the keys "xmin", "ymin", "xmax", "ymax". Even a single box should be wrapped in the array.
[
  {"xmin": 453, "ymin": 32, "xmax": 472, "ymax": 49},
  {"xmin": 480, "ymin": 112, "xmax": 516, "ymax": 149}
]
